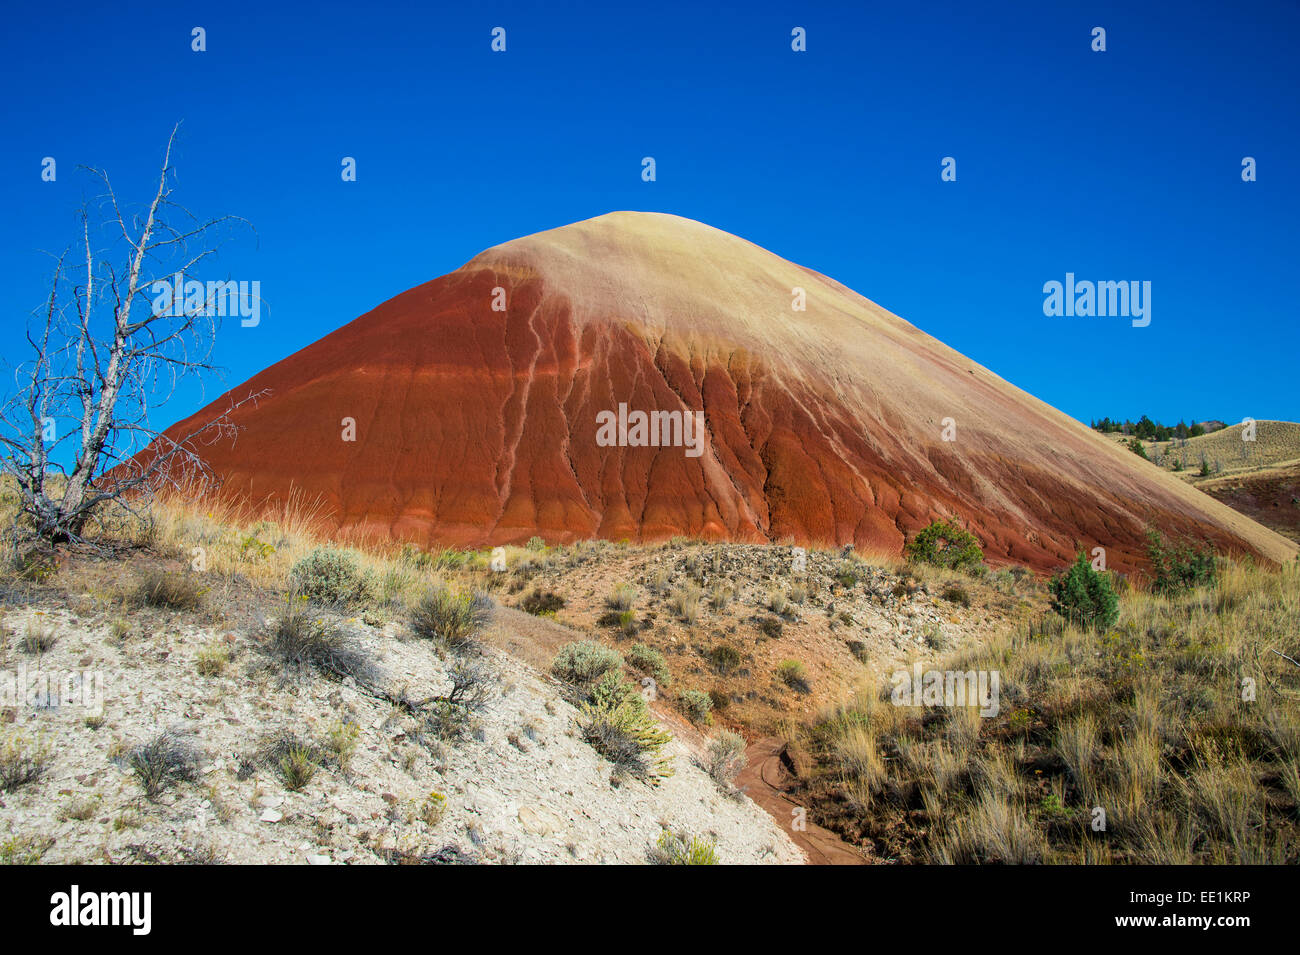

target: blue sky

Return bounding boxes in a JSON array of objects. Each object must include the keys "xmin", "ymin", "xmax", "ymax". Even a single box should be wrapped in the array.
[{"xmin": 2, "ymin": 0, "xmax": 1297, "ymax": 432}]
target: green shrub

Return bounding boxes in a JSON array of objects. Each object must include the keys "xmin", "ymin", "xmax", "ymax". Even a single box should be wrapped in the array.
[
  {"xmin": 905, "ymin": 520, "xmax": 983, "ymax": 570},
  {"xmin": 432, "ymin": 548, "xmax": 471, "ymax": 571},
  {"xmin": 1048, "ymin": 552, "xmax": 1119, "ymax": 631},
  {"xmin": 940, "ymin": 583, "xmax": 971, "ymax": 607},
  {"xmin": 707, "ymin": 642, "xmax": 742, "ymax": 674},
  {"xmin": 597, "ymin": 607, "xmax": 638, "ymax": 635},
  {"xmin": 520, "ymin": 589, "xmax": 565, "ymax": 616},
  {"xmin": 578, "ymin": 673, "xmax": 673, "ymax": 780},
  {"xmin": 525, "ymin": 536, "xmax": 547, "ymax": 552},
  {"xmin": 410, "ymin": 588, "xmax": 492, "ymax": 650},
  {"xmin": 196, "ymin": 644, "xmax": 230, "ymax": 676},
  {"xmin": 651, "ymin": 829, "xmax": 718, "ymax": 865},
  {"xmin": 552, "ymin": 640, "xmax": 623, "ymax": 688},
  {"xmin": 278, "ymin": 744, "xmax": 320, "ymax": 791},
  {"xmin": 776, "ymin": 659, "xmax": 809, "ymax": 691},
  {"xmin": 1146, "ymin": 530, "xmax": 1217, "ymax": 595},
  {"xmin": 626, "ymin": 643, "xmax": 670, "ymax": 686},
  {"xmin": 289, "ymin": 549, "xmax": 371, "ymax": 606},
  {"xmin": 678, "ymin": 689, "xmax": 713, "ymax": 725}
]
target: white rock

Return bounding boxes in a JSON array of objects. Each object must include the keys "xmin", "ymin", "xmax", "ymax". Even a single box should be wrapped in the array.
[{"xmin": 259, "ymin": 809, "xmax": 283, "ymax": 823}]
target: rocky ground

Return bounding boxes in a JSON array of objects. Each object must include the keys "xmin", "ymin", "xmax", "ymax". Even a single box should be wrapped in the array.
[
  {"xmin": 0, "ymin": 561, "xmax": 802, "ymax": 865},
  {"xmin": 468, "ymin": 540, "xmax": 1042, "ymax": 734}
]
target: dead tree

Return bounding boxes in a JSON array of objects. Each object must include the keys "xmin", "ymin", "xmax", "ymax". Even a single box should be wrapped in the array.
[{"xmin": 1, "ymin": 125, "xmax": 265, "ymax": 545}]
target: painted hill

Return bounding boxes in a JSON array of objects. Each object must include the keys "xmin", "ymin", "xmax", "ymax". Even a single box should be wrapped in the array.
[{"xmin": 150, "ymin": 212, "xmax": 1298, "ymax": 573}]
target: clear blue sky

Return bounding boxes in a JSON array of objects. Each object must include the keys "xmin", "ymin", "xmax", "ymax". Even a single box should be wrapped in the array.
[{"xmin": 2, "ymin": 0, "xmax": 1297, "ymax": 431}]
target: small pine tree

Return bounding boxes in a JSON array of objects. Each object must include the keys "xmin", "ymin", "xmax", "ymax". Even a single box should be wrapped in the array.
[
  {"xmin": 1048, "ymin": 552, "xmax": 1119, "ymax": 631},
  {"xmin": 905, "ymin": 520, "xmax": 984, "ymax": 570},
  {"xmin": 1145, "ymin": 530, "xmax": 1217, "ymax": 594}
]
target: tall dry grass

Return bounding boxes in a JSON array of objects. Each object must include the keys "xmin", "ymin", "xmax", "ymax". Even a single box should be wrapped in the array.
[{"xmin": 807, "ymin": 557, "xmax": 1300, "ymax": 863}]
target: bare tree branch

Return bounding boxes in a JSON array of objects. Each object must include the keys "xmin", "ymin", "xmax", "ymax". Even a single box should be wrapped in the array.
[{"xmin": 1, "ymin": 125, "xmax": 261, "ymax": 547}]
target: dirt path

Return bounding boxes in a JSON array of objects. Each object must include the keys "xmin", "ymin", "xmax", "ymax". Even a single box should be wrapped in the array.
[{"xmin": 736, "ymin": 737, "xmax": 868, "ymax": 865}]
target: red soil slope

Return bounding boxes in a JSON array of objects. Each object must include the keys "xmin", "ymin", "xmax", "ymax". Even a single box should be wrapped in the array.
[{"xmin": 152, "ymin": 212, "xmax": 1297, "ymax": 574}]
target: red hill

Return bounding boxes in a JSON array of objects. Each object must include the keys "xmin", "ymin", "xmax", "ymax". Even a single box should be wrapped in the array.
[{"xmin": 151, "ymin": 212, "xmax": 1297, "ymax": 573}]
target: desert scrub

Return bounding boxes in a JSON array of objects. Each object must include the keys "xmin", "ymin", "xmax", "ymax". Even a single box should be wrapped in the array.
[
  {"xmin": 707, "ymin": 581, "xmax": 732, "ymax": 610},
  {"xmin": 409, "ymin": 587, "xmax": 492, "ymax": 651},
  {"xmin": 706, "ymin": 642, "xmax": 742, "ymax": 674},
  {"xmin": 289, "ymin": 548, "xmax": 372, "ymax": 607},
  {"xmin": 678, "ymin": 688, "xmax": 714, "ymax": 725},
  {"xmin": 704, "ymin": 729, "xmax": 748, "ymax": 788},
  {"xmin": 277, "ymin": 744, "xmax": 320, "ymax": 791},
  {"xmin": 940, "ymin": 583, "xmax": 971, "ymax": 607},
  {"xmin": 606, "ymin": 583, "xmax": 636, "ymax": 612},
  {"xmin": 625, "ymin": 642, "xmax": 670, "ymax": 686},
  {"xmin": 803, "ymin": 558, "xmax": 1300, "ymax": 863},
  {"xmin": 757, "ymin": 616, "xmax": 784, "ymax": 639},
  {"xmin": 266, "ymin": 601, "xmax": 380, "ymax": 686},
  {"xmin": 324, "ymin": 718, "xmax": 361, "ymax": 774},
  {"xmin": 520, "ymin": 589, "xmax": 565, "ymax": 616},
  {"xmin": 0, "ymin": 832, "xmax": 53, "ymax": 864},
  {"xmin": 766, "ymin": 589, "xmax": 791, "ymax": 617},
  {"xmin": 17, "ymin": 619, "xmax": 56, "ymax": 654},
  {"xmin": 776, "ymin": 659, "xmax": 809, "ymax": 691},
  {"xmin": 132, "ymin": 568, "xmax": 205, "ymax": 611},
  {"xmin": 196, "ymin": 643, "xmax": 231, "ymax": 676},
  {"xmin": 0, "ymin": 730, "xmax": 51, "ymax": 792},
  {"xmin": 650, "ymin": 829, "xmax": 718, "ymax": 865},
  {"xmin": 552, "ymin": 640, "xmax": 623, "ymax": 689},
  {"xmin": 833, "ymin": 560, "xmax": 860, "ymax": 587},
  {"xmin": 128, "ymin": 731, "xmax": 202, "ymax": 799},
  {"xmin": 669, "ymin": 583, "xmax": 702, "ymax": 624},
  {"xmin": 1048, "ymin": 551, "xmax": 1119, "ymax": 631},
  {"xmin": 578, "ymin": 672, "xmax": 673, "ymax": 780},
  {"xmin": 597, "ymin": 607, "xmax": 638, "ymax": 636},
  {"xmin": 905, "ymin": 520, "xmax": 984, "ymax": 571},
  {"xmin": 418, "ymin": 791, "xmax": 448, "ymax": 826},
  {"xmin": 922, "ymin": 621, "xmax": 948, "ymax": 650}
]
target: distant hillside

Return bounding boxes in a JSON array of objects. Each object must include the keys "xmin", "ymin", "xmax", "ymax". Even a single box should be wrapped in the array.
[
  {"xmin": 1105, "ymin": 420, "xmax": 1300, "ymax": 479},
  {"xmin": 1104, "ymin": 420, "xmax": 1300, "ymax": 544}
]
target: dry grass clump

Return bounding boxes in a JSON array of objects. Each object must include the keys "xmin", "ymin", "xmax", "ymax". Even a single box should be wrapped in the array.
[
  {"xmin": 128, "ymin": 731, "xmax": 202, "ymax": 799},
  {"xmin": 802, "ymin": 558, "xmax": 1300, "ymax": 864},
  {"xmin": 703, "ymin": 730, "xmax": 748, "ymax": 789},
  {"xmin": 606, "ymin": 583, "xmax": 636, "ymax": 612},
  {"xmin": 0, "ymin": 730, "xmax": 51, "ymax": 792},
  {"xmin": 265, "ymin": 601, "xmax": 381, "ymax": 686},
  {"xmin": 256, "ymin": 733, "xmax": 328, "ymax": 791},
  {"xmin": 195, "ymin": 642, "xmax": 231, "ymax": 676},
  {"xmin": 668, "ymin": 583, "xmax": 702, "ymax": 624},
  {"xmin": 132, "ymin": 568, "xmax": 205, "ymax": 611},
  {"xmin": 17, "ymin": 618, "xmax": 56, "ymax": 654}
]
